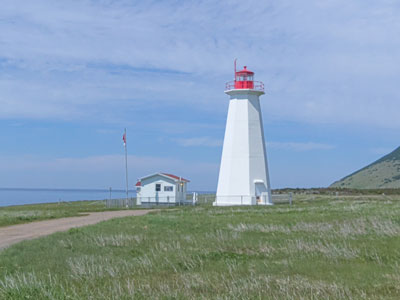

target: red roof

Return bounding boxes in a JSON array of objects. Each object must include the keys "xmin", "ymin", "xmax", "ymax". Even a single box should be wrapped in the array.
[
  {"xmin": 136, "ymin": 173, "xmax": 190, "ymax": 186},
  {"xmin": 236, "ymin": 66, "xmax": 254, "ymax": 75},
  {"xmin": 161, "ymin": 173, "xmax": 190, "ymax": 182}
]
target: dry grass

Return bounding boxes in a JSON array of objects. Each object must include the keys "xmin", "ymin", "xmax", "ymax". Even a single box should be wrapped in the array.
[
  {"xmin": 0, "ymin": 200, "xmax": 113, "ymax": 227},
  {"xmin": 1, "ymin": 195, "xmax": 400, "ymax": 299}
]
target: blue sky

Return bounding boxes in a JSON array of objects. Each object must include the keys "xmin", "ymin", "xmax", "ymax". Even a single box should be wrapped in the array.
[{"xmin": 1, "ymin": 0, "xmax": 400, "ymax": 190}]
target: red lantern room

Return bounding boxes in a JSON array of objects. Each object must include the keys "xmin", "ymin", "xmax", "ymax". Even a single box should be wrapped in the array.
[
  {"xmin": 235, "ymin": 66, "xmax": 254, "ymax": 89},
  {"xmin": 225, "ymin": 62, "xmax": 264, "ymax": 92}
]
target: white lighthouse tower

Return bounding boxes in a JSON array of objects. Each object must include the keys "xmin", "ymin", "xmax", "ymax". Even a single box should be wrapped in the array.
[{"xmin": 214, "ymin": 63, "xmax": 272, "ymax": 206}]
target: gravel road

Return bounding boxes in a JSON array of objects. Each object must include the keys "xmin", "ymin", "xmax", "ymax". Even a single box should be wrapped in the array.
[{"xmin": 0, "ymin": 210, "xmax": 154, "ymax": 250}]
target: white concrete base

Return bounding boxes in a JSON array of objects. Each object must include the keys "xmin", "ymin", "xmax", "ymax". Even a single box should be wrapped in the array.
[{"xmin": 213, "ymin": 194, "xmax": 273, "ymax": 206}]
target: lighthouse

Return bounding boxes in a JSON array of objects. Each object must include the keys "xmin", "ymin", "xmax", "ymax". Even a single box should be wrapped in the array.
[{"xmin": 214, "ymin": 63, "xmax": 272, "ymax": 206}]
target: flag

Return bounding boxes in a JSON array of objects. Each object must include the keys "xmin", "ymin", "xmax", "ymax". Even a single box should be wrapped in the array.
[{"xmin": 123, "ymin": 132, "xmax": 126, "ymax": 146}]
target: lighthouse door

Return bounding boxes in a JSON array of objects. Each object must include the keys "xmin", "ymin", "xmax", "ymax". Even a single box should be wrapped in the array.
[{"xmin": 255, "ymin": 182, "xmax": 267, "ymax": 204}]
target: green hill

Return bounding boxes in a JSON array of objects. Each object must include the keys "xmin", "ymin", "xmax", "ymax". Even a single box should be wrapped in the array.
[{"xmin": 331, "ymin": 146, "xmax": 400, "ymax": 189}]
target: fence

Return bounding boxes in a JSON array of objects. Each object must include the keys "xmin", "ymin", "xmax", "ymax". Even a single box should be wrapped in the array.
[
  {"xmin": 271, "ymin": 193, "xmax": 293, "ymax": 205},
  {"xmin": 105, "ymin": 193, "xmax": 293, "ymax": 208},
  {"xmin": 138, "ymin": 195, "xmax": 197, "ymax": 207},
  {"xmin": 213, "ymin": 195, "xmax": 271, "ymax": 206},
  {"xmin": 105, "ymin": 198, "xmax": 137, "ymax": 209},
  {"xmin": 193, "ymin": 193, "xmax": 293, "ymax": 206},
  {"xmin": 105, "ymin": 194, "xmax": 198, "ymax": 209}
]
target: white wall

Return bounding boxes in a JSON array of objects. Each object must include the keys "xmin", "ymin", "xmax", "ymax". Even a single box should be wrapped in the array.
[
  {"xmin": 215, "ymin": 89, "xmax": 272, "ymax": 206},
  {"xmin": 137, "ymin": 174, "xmax": 187, "ymax": 203}
]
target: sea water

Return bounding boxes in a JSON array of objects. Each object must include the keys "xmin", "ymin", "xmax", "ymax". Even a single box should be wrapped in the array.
[{"xmin": 0, "ymin": 188, "xmax": 135, "ymax": 207}]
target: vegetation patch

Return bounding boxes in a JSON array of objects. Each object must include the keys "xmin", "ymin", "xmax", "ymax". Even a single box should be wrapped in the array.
[
  {"xmin": 1, "ymin": 195, "xmax": 400, "ymax": 299},
  {"xmin": 0, "ymin": 201, "xmax": 123, "ymax": 227}
]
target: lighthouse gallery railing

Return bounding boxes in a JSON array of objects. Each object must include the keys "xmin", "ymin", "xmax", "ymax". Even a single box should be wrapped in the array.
[{"xmin": 225, "ymin": 81, "xmax": 265, "ymax": 92}]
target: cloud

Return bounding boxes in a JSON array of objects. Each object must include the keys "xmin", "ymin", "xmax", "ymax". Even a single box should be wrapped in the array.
[
  {"xmin": 0, "ymin": 0, "xmax": 399, "ymax": 128},
  {"xmin": 268, "ymin": 142, "xmax": 335, "ymax": 151},
  {"xmin": 174, "ymin": 137, "xmax": 223, "ymax": 147},
  {"xmin": 0, "ymin": 154, "xmax": 218, "ymax": 190}
]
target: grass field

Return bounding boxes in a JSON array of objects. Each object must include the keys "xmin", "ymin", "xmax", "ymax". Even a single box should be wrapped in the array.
[
  {"xmin": 0, "ymin": 200, "xmax": 114, "ymax": 227},
  {"xmin": 1, "ymin": 195, "xmax": 400, "ymax": 299}
]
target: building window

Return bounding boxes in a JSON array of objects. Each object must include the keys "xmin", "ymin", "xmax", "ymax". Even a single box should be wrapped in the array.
[
  {"xmin": 164, "ymin": 186, "xmax": 173, "ymax": 192},
  {"xmin": 155, "ymin": 184, "xmax": 161, "ymax": 192}
]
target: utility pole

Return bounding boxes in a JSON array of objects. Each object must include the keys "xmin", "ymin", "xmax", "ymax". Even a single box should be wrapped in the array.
[{"xmin": 123, "ymin": 128, "xmax": 129, "ymax": 208}]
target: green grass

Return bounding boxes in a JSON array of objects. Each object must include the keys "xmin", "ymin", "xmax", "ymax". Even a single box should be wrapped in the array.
[
  {"xmin": 1, "ymin": 195, "xmax": 400, "ymax": 299},
  {"xmin": 0, "ymin": 200, "xmax": 116, "ymax": 227}
]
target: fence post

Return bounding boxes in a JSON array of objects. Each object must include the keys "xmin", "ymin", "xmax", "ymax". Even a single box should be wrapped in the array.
[
  {"xmin": 289, "ymin": 192, "xmax": 293, "ymax": 205},
  {"xmin": 241, "ymin": 196, "xmax": 243, "ymax": 205}
]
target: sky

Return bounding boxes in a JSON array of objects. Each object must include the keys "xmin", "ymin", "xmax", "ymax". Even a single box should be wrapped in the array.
[{"xmin": 1, "ymin": 0, "xmax": 400, "ymax": 191}]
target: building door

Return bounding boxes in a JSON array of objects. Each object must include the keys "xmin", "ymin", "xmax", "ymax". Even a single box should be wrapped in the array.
[{"xmin": 255, "ymin": 182, "xmax": 267, "ymax": 204}]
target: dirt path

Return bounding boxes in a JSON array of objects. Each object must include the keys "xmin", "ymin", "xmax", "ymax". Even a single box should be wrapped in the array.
[{"xmin": 0, "ymin": 210, "xmax": 154, "ymax": 250}]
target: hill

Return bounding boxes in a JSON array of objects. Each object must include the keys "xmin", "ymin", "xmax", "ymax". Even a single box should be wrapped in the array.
[{"xmin": 331, "ymin": 146, "xmax": 400, "ymax": 189}]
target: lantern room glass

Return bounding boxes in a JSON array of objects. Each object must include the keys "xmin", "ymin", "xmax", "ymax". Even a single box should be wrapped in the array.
[{"xmin": 236, "ymin": 75, "xmax": 253, "ymax": 81}]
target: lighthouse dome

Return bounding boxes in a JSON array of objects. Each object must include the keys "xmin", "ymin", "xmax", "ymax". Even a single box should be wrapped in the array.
[
  {"xmin": 224, "ymin": 64, "xmax": 264, "ymax": 91},
  {"xmin": 236, "ymin": 66, "xmax": 254, "ymax": 75}
]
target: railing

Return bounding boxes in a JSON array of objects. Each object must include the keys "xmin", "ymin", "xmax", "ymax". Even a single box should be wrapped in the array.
[
  {"xmin": 213, "ymin": 193, "xmax": 293, "ymax": 206},
  {"xmin": 105, "ymin": 194, "xmax": 199, "ymax": 208},
  {"xmin": 137, "ymin": 196, "xmax": 195, "ymax": 206},
  {"xmin": 105, "ymin": 193, "xmax": 292, "ymax": 208},
  {"xmin": 213, "ymin": 195, "xmax": 272, "ymax": 206},
  {"xmin": 225, "ymin": 81, "xmax": 265, "ymax": 92}
]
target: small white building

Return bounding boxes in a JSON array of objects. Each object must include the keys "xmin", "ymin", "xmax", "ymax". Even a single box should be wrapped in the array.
[{"xmin": 136, "ymin": 173, "xmax": 190, "ymax": 205}]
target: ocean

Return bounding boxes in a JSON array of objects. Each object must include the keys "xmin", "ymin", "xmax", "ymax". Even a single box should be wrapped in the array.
[{"xmin": 0, "ymin": 188, "xmax": 135, "ymax": 207}]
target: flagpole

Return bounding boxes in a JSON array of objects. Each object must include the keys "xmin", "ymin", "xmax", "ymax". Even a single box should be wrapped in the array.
[{"xmin": 124, "ymin": 128, "xmax": 129, "ymax": 208}]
